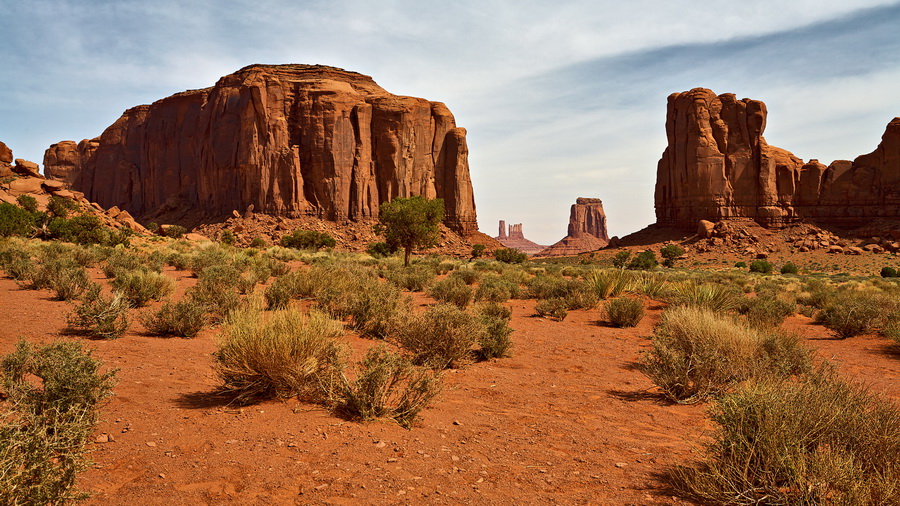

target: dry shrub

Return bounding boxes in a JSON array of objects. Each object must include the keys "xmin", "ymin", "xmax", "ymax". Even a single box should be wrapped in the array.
[
  {"xmin": 526, "ymin": 274, "xmax": 571, "ymax": 299},
  {"xmin": 393, "ymin": 304, "xmax": 483, "ymax": 369},
  {"xmin": 534, "ymin": 298, "xmax": 568, "ymax": 321},
  {"xmin": 816, "ymin": 290, "xmax": 891, "ymax": 339},
  {"xmin": 0, "ymin": 340, "xmax": 116, "ymax": 504},
  {"xmin": 449, "ymin": 268, "xmax": 480, "ymax": 285},
  {"xmin": 639, "ymin": 306, "xmax": 811, "ymax": 403},
  {"xmin": 384, "ymin": 265, "xmax": 435, "ymax": 292},
  {"xmin": 111, "ymin": 269, "xmax": 175, "ymax": 307},
  {"xmin": 476, "ymin": 303, "xmax": 514, "ymax": 359},
  {"xmin": 140, "ymin": 296, "xmax": 207, "ymax": 338},
  {"xmin": 604, "ymin": 296, "xmax": 644, "ymax": 328},
  {"xmin": 428, "ymin": 277, "xmax": 474, "ymax": 308},
  {"xmin": 585, "ymin": 269, "xmax": 633, "ymax": 299},
  {"xmin": 213, "ymin": 306, "xmax": 344, "ymax": 404},
  {"xmin": 334, "ymin": 345, "xmax": 443, "ymax": 429},
  {"xmin": 670, "ymin": 365, "xmax": 900, "ymax": 505},
  {"xmin": 665, "ymin": 280, "xmax": 742, "ymax": 313},
  {"xmin": 67, "ymin": 285, "xmax": 131, "ymax": 339},
  {"xmin": 740, "ymin": 295, "xmax": 796, "ymax": 328},
  {"xmin": 313, "ymin": 267, "xmax": 408, "ymax": 339},
  {"xmin": 474, "ymin": 274, "xmax": 520, "ymax": 303}
]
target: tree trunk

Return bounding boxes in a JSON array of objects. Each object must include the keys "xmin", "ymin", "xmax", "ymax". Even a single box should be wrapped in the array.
[{"xmin": 404, "ymin": 247, "xmax": 411, "ymax": 267}]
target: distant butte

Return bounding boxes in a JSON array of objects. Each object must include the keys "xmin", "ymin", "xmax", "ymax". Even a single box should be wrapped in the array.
[
  {"xmin": 655, "ymin": 88, "xmax": 900, "ymax": 230},
  {"xmin": 44, "ymin": 64, "xmax": 478, "ymax": 235},
  {"xmin": 495, "ymin": 220, "xmax": 547, "ymax": 255},
  {"xmin": 538, "ymin": 198, "xmax": 609, "ymax": 256}
]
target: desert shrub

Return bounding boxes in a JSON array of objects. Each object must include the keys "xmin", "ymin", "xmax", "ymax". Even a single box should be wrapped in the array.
[
  {"xmin": 780, "ymin": 261, "xmax": 800, "ymax": 275},
  {"xmin": 249, "ymin": 237, "xmax": 267, "ymax": 248},
  {"xmin": 140, "ymin": 296, "xmax": 207, "ymax": 338},
  {"xmin": 29, "ymin": 256, "xmax": 94, "ymax": 301},
  {"xmin": 213, "ymin": 306, "xmax": 344, "ymax": 403},
  {"xmin": 67, "ymin": 286, "xmax": 131, "ymax": 339},
  {"xmin": 474, "ymin": 274, "xmax": 519, "ymax": 303},
  {"xmin": 670, "ymin": 366, "xmax": 900, "ymax": 505},
  {"xmin": 749, "ymin": 259, "xmax": 773, "ymax": 274},
  {"xmin": 585, "ymin": 269, "xmax": 633, "ymax": 299},
  {"xmin": 816, "ymin": 290, "xmax": 889, "ymax": 339},
  {"xmin": 366, "ymin": 241, "xmax": 394, "ymax": 258},
  {"xmin": 605, "ymin": 296, "xmax": 644, "ymax": 327},
  {"xmin": 526, "ymin": 274, "xmax": 569, "ymax": 299},
  {"xmin": 534, "ymin": 298, "xmax": 568, "ymax": 321},
  {"xmin": 16, "ymin": 194, "xmax": 39, "ymax": 213},
  {"xmin": 796, "ymin": 279, "xmax": 837, "ymax": 309},
  {"xmin": 470, "ymin": 243, "xmax": 486, "ymax": 259},
  {"xmin": 393, "ymin": 304, "xmax": 483, "ymax": 369},
  {"xmin": 0, "ymin": 202, "xmax": 35, "ymax": 237},
  {"xmin": 493, "ymin": 247, "xmax": 527, "ymax": 264},
  {"xmin": 561, "ymin": 280, "xmax": 599, "ymax": 310},
  {"xmin": 611, "ymin": 250, "xmax": 631, "ymax": 268},
  {"xmin": 280, "ymin": 229, "xmax": 336, "ymax": 250},
  {"xmin": 627, "ymin": 250, "xmax": 658, "ymax": 270},
  {"xmin": 46, "ymin": 195, "xmax": 77, "ymax": 218},
  {"xmin": 639, "ymin": 306, "xmax": 811, "ymax": 403},
  {"xmin": 449, "ymin": 268, "xmax": 480, "ymax": 285},
  {"xmin": 740, "ymin": 295, "xmax": 796, "ymax": 328},
  {"xmin": 0, "ymin": 240, "xmax": 35, "ymax": 280},
  {"xmin": 161, "ymin": 224, "xmax": 186, "ymax": 239},
  {"xmin": 46, "ymin": 214, "xmax": 108, "ymax": 245},
  {"xmin": 385, "ymin": 265, "xmax": 435, "ymax": 292},
  {"xmin": 734, "ymin": 261, "xmax": 747, "ymax": 268},
  {"xmin": 111, "ymin": 269, "xmax": 175, "ymax": 307},
  {"xmin": 881, "ymin": 266, "xmax": 899, "ymax": 278},
  {"xmin": 428, "ymin": 277, "xmax": 474, "ymax": 308},
  {"xmin": 264, "ymin": 271, "xmax": 306, "ymax": 310},
  {"xmin": 660, "ymin": 244, "xmax": 685, "ymax": 268},
  {"xmin": 190, "ymin": 278, "xmax": 242, "ymax": 322},
  {"xmin": 0, "ymin": 340, "xmax": 116, "ymax": 504},
  {"xmin": 665, "ymin": 280, "xmax": 742, "ymax": 313},
  {"xmin": 333, "ymin": 346, "xmax": 442, "ymax": 428},
  {"xmin": 632, "ymin": 271, "xmax": 669, "ymax": 299},
  {"xmin": 884, "ymin": 313, "xmax": 900, "ymax": 343},
  {"xmin": 218, "ymin": 229, "xmax": 235, "ymax": 245},
  {"xmin": 476, "ymin": 307, "xmax": 513, "ymax": 360},
  {"xmin": 101, "ymin": 249, "xmax": 146, "ymax": 278}
]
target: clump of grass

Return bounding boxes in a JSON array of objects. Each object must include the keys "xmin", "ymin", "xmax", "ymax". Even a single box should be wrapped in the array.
[
  {"xmin": 67, "ymin": 286, "xmax": 132, "ymax": 339},
  {"xmin": 585, "ymin": 269, "xmax": 633, "ymax": 299},
  {"xmin": 474, "ymin": 274, "xmax": 520, "ymax": 303},
  {"xmin": 393, "ymin": 304, "xmax": 483, "ymax": 369},
  {"xmin": 37, "ymin": 258, "xmax": 94, "ymax": 301},
  {"xmin": 428, "ymin": 277, "xmax": 474, "ymax": 308},
  {"xmin": 333, "ymin": 346, "xmax": 443, "ymax": 429},
  {"xmin": 384, "ymin": 265, "xmax": 435, "ymax": 292},
  {"xmin": 816, "ymin": 290, "xmax": 890, "ymax": 339},
  {"xmin": 739, "ymin": 294, "xmax": 796, "ymax": 328},
  {"xmin": 563, "ymin": 281, "xmax": 599, "ymax": 310},
  {"xmin": 604, "ymin": 296, "xmax": 644, "ymax": 328},
  {"xmin": 213, "ymin": 306, "xmax": 344, "ymax": 404},
  {"xmin": 534, "ymin": 298, "xmax": 568, "ymax": 321},
  {"xmin": 665, "ymin": 280, "xmax": 742, "ymax": 313},
  {"xmin": 476, "ymin": 303, "xmax": 513, "ymax": 359},
  {"xmin": 526, "ymin": 274, "xmax": 571, "ymax": 299},
  {"xmin": 140, "ymin": 296, "xmax": 207, "ymax": 338},
  {"xmin": 0, "ymin": 339, "xmax": 116, "ymax": 505},
  {"xmin": 639, "ymin": 306, "xmax": 811, "ymax": 403},
  {"xmin": 669, "ymin": 365, "xmax": 900, "ymax": 505},
  {"xmin": 111, "ymin": 269, "xmax": 175, "ymax": 307}
]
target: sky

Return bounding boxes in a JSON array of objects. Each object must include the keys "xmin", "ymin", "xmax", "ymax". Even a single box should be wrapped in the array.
[{"xmin": 2, "ymin": 1, "xmax": 900, "ymax": 244}]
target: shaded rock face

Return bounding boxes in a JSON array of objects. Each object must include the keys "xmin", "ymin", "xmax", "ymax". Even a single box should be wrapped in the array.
[
  {"xmin": 655, "ymin": 88, "xmax": 900, "ymax": 228},
  {"xmin": 46, "ymin": 64, "xmax": 478, "ymax": 234},
  {"xmin": 494, "ymin": 220, "xmax": 546, "ymax": 255},
  {"xmin": 44, "ymin": 139, "xmax": 99, "ymax": 185},
  {"xmin": 539, "ymin": 198, "xmax": 609, "ymax": 257},
  {"xmin": 0, "ymin": 141, "xmax": 13, "ymax": 177}
]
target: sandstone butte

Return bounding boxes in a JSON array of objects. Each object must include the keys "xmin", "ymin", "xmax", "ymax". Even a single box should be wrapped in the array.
[
  {"xmin": 494, "ymin": 221, "xmax": 547, "ymax": 255},
  {"xmin": 538, "ymin": 198, "xmax": 609, "ymax": 257},
  {"xmin": 44, "ymin": 64, "xmax": 478, "ymax": 235},
  {"xmin": 655, "ymin": 88, "xmax": 900, "ymax": 229}
]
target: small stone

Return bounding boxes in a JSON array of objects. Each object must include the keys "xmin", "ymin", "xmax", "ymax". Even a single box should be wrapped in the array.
[
  {"xmin": 374, "ymin": 441, "xmax": 387, "ymax": 448},
  {"xmin": 615, "ymin": 462, "xmax": 628, "ymax": 468},
  {"xmin": 145, "ymin": 441, "xmax": 157, "ymax": 447},
  {"xmin": 94, "ymin": 434, "xmax": 109, "ymax": 444}
]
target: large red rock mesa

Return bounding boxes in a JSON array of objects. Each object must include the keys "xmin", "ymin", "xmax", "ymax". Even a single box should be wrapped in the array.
[
  {"xmin": 539, "ymin": 198, "xmax": 609, "ymax": 256},
  {"xmin": 45, "ymin": 64, "xmax": 478, "ymax": 234},
  {"xmin": 655, "ymin": 88, "xmax": 900, "ymax": 228},
  {"xmin": 494, "ymin": 220, "xmax": 547, "ymax": 255}
]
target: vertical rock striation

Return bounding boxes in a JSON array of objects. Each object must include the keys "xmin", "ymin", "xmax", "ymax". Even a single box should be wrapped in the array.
[
  {"xmin": 655, "ymin": 88, "xmax": 900, "ymax": 228},
  {"xmin": 45, "ymin": 64, "xmax": 478, "ymax": 234}
]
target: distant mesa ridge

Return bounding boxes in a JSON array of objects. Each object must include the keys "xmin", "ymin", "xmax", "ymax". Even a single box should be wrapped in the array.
[
  {"xmin": 43, "ymin": 63, "xmax": 478, "ymax": 234},
  {"xmin": 494, "ymin": 220, "xmax": 546, "ymax": 255},
  {"xmin": 654, "ymin": 87, "xmax": 900, "ymax": 229},
  {"xmin": 538, "ymin": 198, "xmax": 609, "ymax": 257}
]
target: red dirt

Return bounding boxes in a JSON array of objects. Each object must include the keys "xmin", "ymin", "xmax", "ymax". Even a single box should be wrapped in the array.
[{"xmin": 1, "ymin": 267, "xmax": 899, "ymax": 505}]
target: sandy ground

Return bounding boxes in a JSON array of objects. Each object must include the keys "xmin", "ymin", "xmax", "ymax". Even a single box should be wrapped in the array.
[{"xmin": 1, "ymin": 264, "xmax": 898, "ymax": 505}]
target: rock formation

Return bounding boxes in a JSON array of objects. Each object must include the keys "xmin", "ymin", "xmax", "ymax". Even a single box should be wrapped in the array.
[
  {"xmin": 0, "ymin": 141, "xmax": 13, "ymax": 178},
  {"xmin": 655, "ymin": 88, "xmax": 900, "ymax": 229},
  {"xmin": 494, "ymin": 220, "xmax": 546, "ymax": 255},
  {"xmin": 539, "ymin": 198, "xmax": 609, "ymax": 256},
  {"xmin": 45, "ymin": 64, "xmax": 478, "ymax": 234}
]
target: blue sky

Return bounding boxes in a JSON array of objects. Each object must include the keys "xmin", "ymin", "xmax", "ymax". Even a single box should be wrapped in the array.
[{"xmin": 2, "ymin": 1, "xmax": 899, "ymax": 243}]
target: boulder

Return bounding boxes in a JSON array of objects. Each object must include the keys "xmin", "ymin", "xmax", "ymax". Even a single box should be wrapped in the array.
[
  {"xmin": 828, "ymin": 245, "xmax": 844, "ymax": 254},
  {"xmin": 697, "ymin": 220, "xmax": 715, "ymax": 238},
  {"xmin": 7, "ymin": 177, "xmax": 44, "ymax": 195},
  {"xmin": 847, "ymin": 246, "xmax": 864, "ymax": 255},
  {"xmin": 12, "ymin": 159, "xmax": 41, "ymax": 178},
  {"xmin": 48, "ymin": 64, "xmax": 478, "ymax": 235},
  {"xmin": 42, "ymin": 179, "xmax": 65, "ymax": 191},
  {"xmin": 0, "ymin": 141, "xmax": 12, "ymax": 164}
]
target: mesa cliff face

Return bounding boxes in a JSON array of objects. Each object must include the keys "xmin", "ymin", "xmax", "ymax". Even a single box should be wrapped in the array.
[
  {"xmin": 45, "ymin": 64, "xmax": 478, "ymax": 234},
  {"xmin": 538, "ymin": 198, "xmax": 609, "ymax": 256},
  {"xmin": 654, "ymin": 88, "xmax": 900, "ymax": 228}
]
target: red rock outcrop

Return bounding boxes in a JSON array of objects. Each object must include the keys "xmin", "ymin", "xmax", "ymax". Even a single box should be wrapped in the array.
[
  {"xmin": 44, "ymin": 139, "xmax": 99, "ymax": 185},
  {"xmin": 45, "ymin": 64, "xmax": 478, "ymax": 234},
  {"xmin": 538, "ymin": 198, "xmax": 609, "ymax": 256},
  {"xmin": 655, "ymin": 88, "xmax": 900, "ymax": 228},
  {"xmin": 494, "ymin": 220, "xmax": 547, "ymax": 255},
  {"xmin": 0, "ymin": 141, "xmax": 14, "ymax": 177}
]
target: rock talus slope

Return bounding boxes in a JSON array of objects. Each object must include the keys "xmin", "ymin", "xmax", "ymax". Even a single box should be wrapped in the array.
[
  {"xmin": 45, "ymin": 64, "xmax": 478, "ymax": 234},
  {"xmin": 654, "ymin": 88, "xmax": 900, "ymax": 228}
]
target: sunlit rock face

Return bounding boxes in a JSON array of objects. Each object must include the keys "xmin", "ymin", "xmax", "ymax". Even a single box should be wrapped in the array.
[
  {"xmin": 46, "ymin": 64, "xmax": 478, "ymax": 233},
  {"xmin": 654, "ymin": 88, "xmax": 900, "ymax": 228}
]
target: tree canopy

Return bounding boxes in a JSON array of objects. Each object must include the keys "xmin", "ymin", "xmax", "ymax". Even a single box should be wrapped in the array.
[{"xmin": 375, "ymin": 196, "xmax": 444, "ymax": 266}]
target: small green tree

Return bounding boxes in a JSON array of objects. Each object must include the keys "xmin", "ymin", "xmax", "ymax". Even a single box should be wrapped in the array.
[
  {"xmin": 493, "ymin": 247, "xmax": 527, "ymax": 264},
  {"xmin": 612, "ymin": 250, "xmax": 631, "ymax": 269},
  {"xmin": 628, "ymin": 250, "xmax": 658, "ymax": 270},
  {"xmin": 470, "ymin": 243, "xmax": 486, "ymax": 260},
  {"xmin": 660, "ymin": 244, "xmax": 685, "ymax": 268},
  {"xmin": 375, "ymin": 196, "xmax": 444, "ymax": 267}
]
